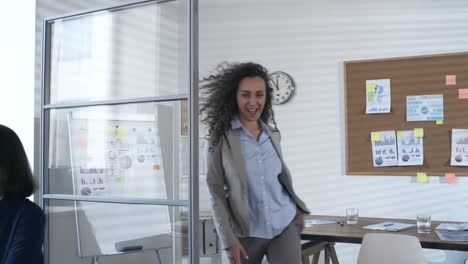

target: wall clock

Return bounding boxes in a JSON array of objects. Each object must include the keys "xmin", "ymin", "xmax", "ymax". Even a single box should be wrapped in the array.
[{"xmin": 268, "ymin": 71, "xmax": 295, "ymax": 105}]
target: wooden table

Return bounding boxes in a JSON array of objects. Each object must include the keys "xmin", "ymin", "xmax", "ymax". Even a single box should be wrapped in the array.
[{"xmin": 301, "ymin": 215, "xmax": 468, "ymax": 251}]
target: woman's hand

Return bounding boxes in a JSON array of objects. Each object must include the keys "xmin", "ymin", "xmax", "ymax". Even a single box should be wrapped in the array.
[
  {"xmin": 226, "ymin": 243, "xmax": 248, "ymax": 264},
  {"xmin": 297, "ymin": 216, "xmax": 305, "ymax": 232}
]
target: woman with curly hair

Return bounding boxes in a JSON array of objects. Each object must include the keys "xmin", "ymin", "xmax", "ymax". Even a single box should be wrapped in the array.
[{"xmin": 201, "ymin": 62, "xmax": 310, "ymax": 264}]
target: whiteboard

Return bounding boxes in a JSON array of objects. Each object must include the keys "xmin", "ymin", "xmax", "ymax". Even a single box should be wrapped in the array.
[{"xmin": 67, "ymin": 110, "xmax": 172, "ymax": 257}]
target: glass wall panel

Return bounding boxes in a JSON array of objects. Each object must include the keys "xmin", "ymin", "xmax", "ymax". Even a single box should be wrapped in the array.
[
  {"xmin": 48, "ymin": 0, "xmax": 188, "ymax": 104},
  {"xmin": 46, "ymin": 101, "xmax": 188, "ymax": 200},
  {"xmin": 45, "ymin": 199, "xmax": 187, "ymax": 264}
]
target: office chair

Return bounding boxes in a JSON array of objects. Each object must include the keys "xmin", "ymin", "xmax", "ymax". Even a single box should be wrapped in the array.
[{"xmin": 357, "ymin": 233, "xmax": 427, "ymax": 264}]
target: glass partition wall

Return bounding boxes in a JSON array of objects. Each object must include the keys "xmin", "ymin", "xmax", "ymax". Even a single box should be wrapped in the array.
[{"xmin": 40, "ymin": 0, "xmax": 199, "ymax": 263}]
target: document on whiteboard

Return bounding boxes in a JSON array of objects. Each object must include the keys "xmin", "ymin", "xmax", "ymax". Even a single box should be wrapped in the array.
[
  {"xmin": 406, "ymin": 94, "xmax": 444, "ymax": 121},
  {"xmin": 366, "ymin": 79, "xmax": 391, "ymax": 114},
  {"xmin": 397, "ymin": 130, "xmax": 423, "ymax": 166},
  {"xmin": 451, "ymin": 129, "xmax": 468, "ymax": 166},
  {"xmin": 371, "ymin": 130, "xmax": 398, "ymax": 167}
]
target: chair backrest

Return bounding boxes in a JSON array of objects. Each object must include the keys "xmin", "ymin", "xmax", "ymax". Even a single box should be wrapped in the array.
[{"xmin": 357, "ymin": 233, "xmax": 427, "ymax": 264}]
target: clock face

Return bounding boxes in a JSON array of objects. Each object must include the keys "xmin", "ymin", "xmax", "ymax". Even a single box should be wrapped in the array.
[{"xmin": 268, "ymin": 71, "xmax": 295, "ymax": 105}]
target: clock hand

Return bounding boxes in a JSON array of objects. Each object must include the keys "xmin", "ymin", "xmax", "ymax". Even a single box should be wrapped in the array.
[{"xmin": 271, "ymin": 80, "xmax": 279, "ymax": 90}]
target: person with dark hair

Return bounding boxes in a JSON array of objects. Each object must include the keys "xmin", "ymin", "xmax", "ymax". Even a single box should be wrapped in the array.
[
  {"xmin": 0, "ymin": 124, "xmax": 45, "ymax": 264},
  {"xmin": 201, "ymin": 62, "xmax": 310, "ymax": 264}
]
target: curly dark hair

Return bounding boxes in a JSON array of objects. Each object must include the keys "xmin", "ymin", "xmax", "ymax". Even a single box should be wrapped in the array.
[{"xmin": 200, "ymin": 62, "xmax": 277, "ymax": 150}]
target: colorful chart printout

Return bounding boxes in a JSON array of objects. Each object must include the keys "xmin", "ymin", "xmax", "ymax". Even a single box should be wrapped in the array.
[
  {"xmin": 68, "ymin": 112, "xmax": 171, "ymax": 256},
  {"xmin": 77, "ymin": 167, "xmax": 107, "ymax": 196},
  {"xmin": 371, "ymin": 130, "xmax": 398, "ymax": 167},
  {"xmin": 366, "ymin": 79, "xmax": 391, "ymax": 114},
  {"xmin": 69, "ymin": 115, "xmax": 167, "ymax": 199},
  {"xmin": 451, "ymin": 129, "xmax": 468, "ymax": 166},
  {"xmin": 406, "ymin": 94, "xmax": 444, "ymax": 121},
  {"xmin": 397, "ymin": 130, "xmax": 424, "ymax": 166}
]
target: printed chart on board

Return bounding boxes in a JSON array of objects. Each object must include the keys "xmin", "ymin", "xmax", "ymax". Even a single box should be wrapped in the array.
[{"xmin": 68, "ymin": 112, "xmax": 171, "ymax": 256}]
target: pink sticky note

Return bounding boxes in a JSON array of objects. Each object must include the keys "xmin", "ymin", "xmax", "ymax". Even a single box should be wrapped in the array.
[
  {"xmin": 76, "ymin": 137, "xmax": 88, "ymax": 149},
  {"xmin": 445, "ymin": 173, "xmax": 457, "ymax": 184},
  {"xmin": 446, "ymin": 75, "xmax": 456, "ymax": 85},
  {"xmin": 459, "ymin": 88, "xmax": 468, "ymax": 99}
]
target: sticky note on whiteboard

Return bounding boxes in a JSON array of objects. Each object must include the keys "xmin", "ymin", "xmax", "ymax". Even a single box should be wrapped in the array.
[
  {"xmin": 117, "ymin": 126, "xmax": 129, "ymax": 136},
  {"xmin": 446, "ymin": 75, "xmax": 456, "ymax": 85},
  {"xmin": 416, "ymin": 172, "xmax": 428, "ymax": 183},
  {"xmin": 371, "ymin": 132, "xmax": 380, "ymax": 141},
  {"xmin": 414, "ymin": 128, "xmax": 424, "ymax": 137},
  {"xmin": 366, "ymin": 83, "xmax": 376, "ymax": 92},
  {"xmin": 445, "ymin": 173, "xmax": 457, "ymax": 184},
  {"xmin": 459, "ymin": 89, "xmax": 468, "ymax": 99}
]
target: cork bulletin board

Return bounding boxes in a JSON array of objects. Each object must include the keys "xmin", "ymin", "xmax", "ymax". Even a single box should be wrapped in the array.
[{"xmin": 345, "ymin": 52, "xmax": 468, "ymax": 176}]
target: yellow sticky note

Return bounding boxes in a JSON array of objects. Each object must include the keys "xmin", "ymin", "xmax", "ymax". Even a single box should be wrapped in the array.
[
  {"xmin": 366, "ymin": 83, "xmax": 376, "ymax": 92},
  {"xmin": 436, "ymin": 120, "xmax": 443, "ymax": 125},
  {"xmin": 446, "ymin": 75, "xmax": 456, "ymax": 85},
  {"xmin": 371, "ymin": 132, "xmax": 381, "ymax": 141},
  {"xmin": 397, "ymin": 131, "xmax": 404, "ymax": 137},
  {"xmin": 114, "ymin": 177, "xmax": 123, "ymax": 183},
  {"xmin": 79, "ymin": 122, "xmax": 88, "ymax": 131},
  {"xmin": 414, "ymin": 128, "xmax": 424, "ymax": 137},
  {"xmin": 117, "ymin": 126, "xmax": 129, "ymax": 136},
  {"xmin": 106, "ymin": 126, "xmax": 116, "ymax": 136},
  {"xmin": 445, "ymin": 173, "xmax": 457, "ymax": 184},
  {"xmin": 416, "ymin": 172, "xmax": 428, "ymax": 183},
  {"xmin": 76, "ymin": 137, "xmax": 87, "ymax": 149}
]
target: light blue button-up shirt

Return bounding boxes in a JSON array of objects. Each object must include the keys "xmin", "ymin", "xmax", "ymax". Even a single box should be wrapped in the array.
[{"xmin": 231, "ymin": 117, "xmax": 296, "ymax": 239}]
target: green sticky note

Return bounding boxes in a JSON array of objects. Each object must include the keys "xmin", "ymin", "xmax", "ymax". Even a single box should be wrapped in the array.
[
  {"xmin": 114, "ymin": 177, "xmax": 123, "ymax": 183},
  {"xmin": 107, "ymin": 126, "xmax": 116, "ymax": 136},
  {"xmin": 117, "ymin": 126, "xmax": 129, "ymax": 136},
  {"xmin": 416, "ymin": 172, "xmax": 428, "ymax": 183},
  {"xmin": 366, "ymin": 83, "xmax": 376, "ymax": 92},
  {"xmin": 436, "ymin": 120, "xmax": 443, "ymax": 125},
  {"xmin": 414, "ymin": 128, "xmax": 424, "ymax": 137},
  {"xmin": 79, "ymin": 122, "xmax": 88, "ymax": 131},
  {"xmin": 397, "ymin": 131, "xmax": 404, "ymax": 137},
  {"xmin": 367, "ymin": 92, "xmax": 375, "ymax": 102},
  {"xmin": 371, "ymin": 132, "xmax": 380, "ymax": 141}
]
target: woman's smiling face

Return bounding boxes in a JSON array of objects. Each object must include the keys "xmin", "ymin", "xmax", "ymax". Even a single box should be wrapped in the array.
[{"xmin": 236, "ymin": 76, "xmax": 266, "ymax": 124}]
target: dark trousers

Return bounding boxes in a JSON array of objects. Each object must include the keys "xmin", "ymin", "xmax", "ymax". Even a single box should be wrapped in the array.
[{"xmin": 238, "ymin": 219, "xmax": 301, "ymax": 264}]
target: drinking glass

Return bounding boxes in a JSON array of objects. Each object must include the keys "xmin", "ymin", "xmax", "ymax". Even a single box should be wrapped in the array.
[{"xmin": 346, "ymin": 208, "xmax": 359, "ymax": 224}]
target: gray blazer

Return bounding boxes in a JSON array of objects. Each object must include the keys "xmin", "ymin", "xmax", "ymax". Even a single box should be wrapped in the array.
[{"xmin": 206, "ymin": 126, "xmax": 310, "ymax": 249}]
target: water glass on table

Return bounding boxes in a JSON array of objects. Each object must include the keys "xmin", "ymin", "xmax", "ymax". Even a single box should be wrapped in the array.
[
  {"xmin": 346, "ymin": 208, "xmax": 359, "ymax": 224},
  {"xmin": 416, "ymin": 215, "xmax": 431, "ymax": 234}
]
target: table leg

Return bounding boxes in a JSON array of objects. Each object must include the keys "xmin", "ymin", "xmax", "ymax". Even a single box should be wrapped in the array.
[
  {"xmin": 325, "ymin": 248, "xmax": 330, "ymax": 264},
  {"xmin": 311, "ymin": 252, "xmax": 320, "ymax": 264},
  {"xmin": 326, "ymin": 243, "xmax": 339, "ymax": 264}
]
